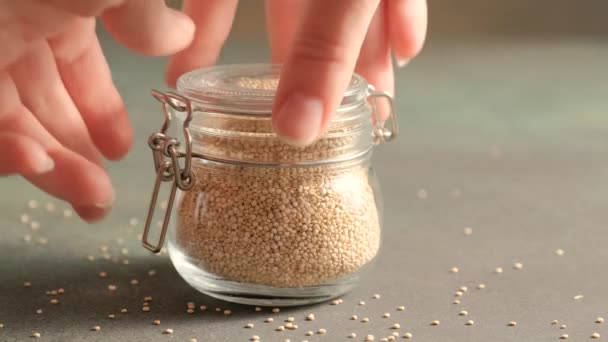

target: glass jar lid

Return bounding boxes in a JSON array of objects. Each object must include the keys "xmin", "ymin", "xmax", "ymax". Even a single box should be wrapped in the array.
[{"xmin": 176, "ymin": 64, "xmax": 368, "ymax": 115}]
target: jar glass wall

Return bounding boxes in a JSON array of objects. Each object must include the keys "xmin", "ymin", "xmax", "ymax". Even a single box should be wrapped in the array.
[{"xmin": 142, "ymin": 64, "xmax": 397, "ymax": 306}]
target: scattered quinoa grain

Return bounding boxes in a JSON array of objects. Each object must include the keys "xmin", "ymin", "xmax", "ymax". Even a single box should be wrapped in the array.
[
  {"xmin": 348, "ymin": 332, "xmax": 357, "ymax": 338},
  {"xmin": 397, "ymin": 306, "xmax": 405, "ymax": 311},
  {"xmin": 454, "ymin": 291, "xmax": 464, "ymax": 297},
  {"xmin": 391, "ymin": 323, "xmax": 401, "ymax": 329},
  {"xmin": 452, "ymin": 300, "xmax": 460, "ymax": 304},
  {"xmin": 108, "ymin": 314, "xmax": 115, "ymax": 319},
  {"xmin": 450, "ymin": 267, "xmax": 459, "ymax": 274},
  {"xmin": 460, "ymin": 286, "xmax": 468, "ymax": 292},
  {"xmin": 431, "ymin": 320, "xmax": 440, "ymax": 326},
  {"xmin": 0, "ymin": 323, "xmax": 4, "ymax": 328},
  {"xmin": 91, "ymin": 326, "xmax": 101, "ymax": 331},
  {"xmin": 477, "ymin": 284, "xmax": 486, "ymax": 289},
  {"xmin": 163, "ymin": 328, "xmax": 173, "ymax": 335},
  {"xmin": 144, "ymin": 296, "xmax": 153, "ymax": 302},
  {"xmin": 130, "ymin": 279, "xmax": 139, "ymax": 285},
  {"xmin": 107, "ymin": 284, "xmax": 117, "ymax": 291},
  {"xmin": 459, "ymin": 310, "xmax": 468, "ymax": 316},
  {"xmin": 148, "ymin": 270, "xmax": 156, "ymax": 276},
  {"xmin": 36, "ymin": 309, "xmax": 43, "ymax": 314},
  {"xmin": 57, "ymin": 288, "xmax": 64, "ymax": 294},
  {"xmin": 464, "ymin": 227, "xmax": 473, "ymax": 235},
  {"xmin": 306, "ymin": 331, "xmax": 313, "ymax": 336},
  {"xmin": 285, "ymin": 323, "xmax": 297, "ymax": 330},
  {"xmin": 359, "ymin": 301, "xmax": 366, "ymax": 306},
  {"xmin": 250, "ymin": 336, "xmax": 260, "ymax": 341},
  {"xmin": 272, "ymin": 308, "xmax": 280, "ymax": 313},
  {"xmin": 494, "ymin": 267, "xmax": 503, "ymax": 274},
  {"xmin": 121, "ymin": 308, "xmax": 128, "ymax": 313},
  {"xmin": 190, "ymin": 339, "xmax": 198, "ymax": 342},
  {"xmin": 555, "ymin": 249, "xmax": 565, "ymax": 256},
  {"xmin": 99, "ymin": 271, "xmax": 107, "ymax": 278},
  {"xmin": 223, "ymin": 310, "xmax": 232, "ymax": 315},
  {"xmin": 380, "ymin": 338, "xmax": 388, "ymax": 342},
  {"xmin": 21, "ymin": 214, "xmax": 30, "ymax": 223},
  {"xmin": 508, "ymin": 321, "xmax": 517, "ymax": 327},
  {"xmin": 200, "ymin": 305, "xmax": 207, "ymax": 311},
  {"xmin": 383, "ymin": 313, "xmax": 391, "ymax": 318},
  {"xmin": 254, "ymin": 307, "xmax": 262, "ymax": 312},
  {"xmin": 187, "ymin": 309, "xmax": 195, "ymax": 314},
  {"xmin": 286, "ymin": 317, "xmax": 295, "ymax": 322},
  {"xmin": 265, "ymin": 318, "xmax": 274, "ymax": 323},
  {"xmin": 513, "ymin": 262, "xmax": 523, "ymax": 270},
  {"xmin": 153, "ymin": 320, "xmax": 161, "ymax": 325},
  {"xmin": 305, "ymin": 314, "xmax": 315, "ymax": 321},
  {"xmin": 592, "ymin": 333, "xmax": 600, "ymax": 339},
  {"xmin": 560, "ymin": 325, "xmax": 566, "ymax": 329},
  {"xmin": 362, "ymin": 317, "xmax": 370, "ymax": 323},
  {"xmin": 30, "ymin": 221, "xmax": 40, "ymax": 230},
  {"xmin": 50, "ymin": 298, "xmax": 59, "ymax": 305},
  {"xmin": 373, "ymin": 294, "xmax": 381, "ymax": 299},
  {"xmin": 465, "ymin": 320, "xmax": 474, "ymax": 326},
  {"xmin": 417, "ymin": 189, "xmax": 428, "ymax": 199},
  {"xmin": 31, "ymin": 332, "xmax": 41, "ymax": 338},
  {"xmin": 87, "ymin": 255, "xmax": 95, "ymax": 261},
  {"xmin": 44, "ymin": 202, "xmax": 55, "ymax": 212},
  {"xmin": 27, "ymin": 200, "xmax": 39, "ymax": 209},
  {"xmin": 276, "ymin": 326, "xmax": 285, "ymax": 331},
  {"xmin": 351, "ymin": 315, "xmax": 358, "ymax": 320},
  {"xmin": 142, "ymin": 306, "xmax": 150, "ymax": 312},
  {"xmin": 245, "ymin": 323, "xmax": 254, "ymax": 329},
  {"xmin": 560, "ymin": 334, "xmax": 568, "ymax": 339},
  {"xmin": 392, "ymin": 332, "xmax": 399, "ymax": 337},
  {"xmin": 551, "ymin": 320, "xmax": 558, "ymax": 325},
  {"xmin": 403, "ymin": 332, "xmax": 413, "ymax": 339},
  {"xmin": 365, "ymin": 334, "xmax": 375, "ymax": 341},
  {"xmin": 63, "ymin": 209, "xmax": 73, "ymax": 218},
  {"xmin": 129, "ymin": 218, "xmax": 138, "ymax": 226},
  {"xmin": 573, "ymin": 295, "xmax": 584, "ymax": 300},
  {"xmin": 596, "ymin": 317, "xmax": 604, "ymax": 323}
]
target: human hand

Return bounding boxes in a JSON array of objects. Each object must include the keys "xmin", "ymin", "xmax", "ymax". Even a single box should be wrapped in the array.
[
  {"xmin": 0, "ymin": 0, "xmax": 195, "ymax": 222},
  {"xmin": 167, "ymin": 0, "xmax": 427, "ymax": 146}
]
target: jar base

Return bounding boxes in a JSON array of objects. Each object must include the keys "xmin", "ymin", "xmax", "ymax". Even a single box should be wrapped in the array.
[{"xmin": 168, "ymin": 241, "xmax": 358, "ymax": 307}]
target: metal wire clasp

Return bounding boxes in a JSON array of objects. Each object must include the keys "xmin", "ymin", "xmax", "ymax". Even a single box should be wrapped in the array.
[
  {"xmin": 142, "ymin": 90, "xmax": 195, "ymax": 253},
  {"xmin": 368, "ymin": 84, "xmax": 399, "ymax": 144}
]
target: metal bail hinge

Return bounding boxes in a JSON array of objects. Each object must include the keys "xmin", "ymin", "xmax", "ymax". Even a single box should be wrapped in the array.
[
  {"xmin": 142, "ymin": 90, "xmax": 195, "ymax": 253},
  {"xmin": 368, "ymin": 84, "xmax": 399, "ymax": 144}
]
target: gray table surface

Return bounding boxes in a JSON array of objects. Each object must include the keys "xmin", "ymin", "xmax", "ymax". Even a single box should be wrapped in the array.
[{"xmin": 1, "ymin": 33, "xmax": 607, "ymax": 342}]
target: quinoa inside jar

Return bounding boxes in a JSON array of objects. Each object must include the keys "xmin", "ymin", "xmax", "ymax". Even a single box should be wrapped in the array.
[{"xmin": 142, "ymin": 64, "xmax": 398, "ymax": 306}]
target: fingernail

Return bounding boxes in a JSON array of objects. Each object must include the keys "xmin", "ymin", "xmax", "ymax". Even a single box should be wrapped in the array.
[
  {"xmin": 74, "ymin": 205, "xmax": 110, "ymax": 223},
  {"xmin": 95, "ymin": 189, "xmax": 116, "ymax": 210},
  {"xmin": 274, "ymin": 94, "xmax": 324, "ymax": 147},
  {"xmin": 396, "ymin": 58, "xmax": 410, "ymax": 68},
  {"xmin": 34, "ymin": 155, "xmax": 55, "ymax": 174}
]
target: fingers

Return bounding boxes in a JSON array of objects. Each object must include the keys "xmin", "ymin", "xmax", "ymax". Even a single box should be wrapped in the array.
[
  {"xmin": 49, "ymin": 18, "xmax": 132, "ymax": 161},
  {"xmin": 165, "ymin": 0, "xmax": 239, "ymax": 86},
  {"xmin": 101, "ymin": 0, "xmax": 195, "ymax": 56},
  {"xmin": 0, "ymin": 72, "xmax": 115, "ymax": 221},
  {"xmin": 0, "ymin": 133, "xmax": 55, "ymax": 176},
  {"xmin": 265, "ymin": 0, "xmax": 307, "ymax": 63},
  {"xmin": 388, "ymin": 0, "xmax": 427, "ymax": 66},
  {"xmin": 272, "ymin": 0, "xmax": 381, "ymax": 146},
  {"xmin": 9, "ymin": 40, "xmax": 104, "ymax": 166},
  {"xmin": 355, "ymin": 2, "xmax": 394, "ymax": 120}
]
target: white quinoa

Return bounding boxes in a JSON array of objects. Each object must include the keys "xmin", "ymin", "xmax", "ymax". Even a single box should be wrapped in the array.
[{"xmin": 176, "ymin": 158, "xmax": 380, "ymax": 287}]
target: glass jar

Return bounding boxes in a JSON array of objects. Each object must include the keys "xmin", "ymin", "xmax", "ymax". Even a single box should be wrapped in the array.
[{"xmin": 141, "ymin": 64, "xmax": 398, "ymax": 306}]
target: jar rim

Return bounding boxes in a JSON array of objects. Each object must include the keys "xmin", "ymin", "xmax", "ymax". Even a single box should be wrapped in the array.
[{"xmin": 176, "ymin": 63, "xmax": 369, "ymax": 116}]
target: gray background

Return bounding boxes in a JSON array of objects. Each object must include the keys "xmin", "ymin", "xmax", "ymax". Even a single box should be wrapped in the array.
[{"xmin": 1, "ymin": 1, "xmax": 607, "ymax": 341}]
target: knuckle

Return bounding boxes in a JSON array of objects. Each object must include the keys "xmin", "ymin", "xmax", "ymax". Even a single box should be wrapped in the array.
[{"xmin": 290, "ymin": 31, "xmax": 349, "ymax": 68}]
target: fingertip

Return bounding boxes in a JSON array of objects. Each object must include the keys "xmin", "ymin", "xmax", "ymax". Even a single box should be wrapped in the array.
[{"xmin": 273, "ymin": 94, "xmax": 325, "ymax": 147}]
